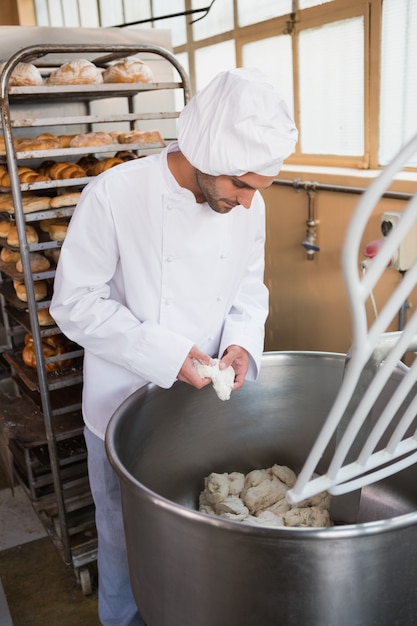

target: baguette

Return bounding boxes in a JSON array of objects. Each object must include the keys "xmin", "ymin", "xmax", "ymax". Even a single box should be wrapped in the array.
[
  {"xmin": 15, "ymin": 137, "xmax": 61, "ymax": 152},
  {"xmin": 50, "ymin": 192, "xmax": 81, "ymax": 208}
]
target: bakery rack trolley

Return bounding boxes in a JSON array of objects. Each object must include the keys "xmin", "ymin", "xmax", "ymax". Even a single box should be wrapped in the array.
[{"xmin": 0, "ymin": 42, "xmax": 191, "ymax": 593}]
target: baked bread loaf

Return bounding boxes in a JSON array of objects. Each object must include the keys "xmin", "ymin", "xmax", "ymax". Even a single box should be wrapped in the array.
[
  {"xmin": 46, "ymin": 59, "xmax": 103, "ymax": 85},
  {"xmin": 16, "ymin": 252, "xmax": 50, "ymax": 273},
  {"xmin": 102, "ymin": 58, "xmax": 154, "ymax": 83},
  {"xmin": 50, "ymin": 192, "xmax": 82, "ymax": 208},
  {"xmin": 0, "ymin": 62, "xmax": 44, "ymax": 86},
  {"xmin": 90, "ymin": 157, "xmax": 123, "ymax": 175},
  {"xmin": 0, "ymin": 194, "xmax": 51, "ymax": 214},
  {"xmin": 37, "ymin": 307, "xmax": 55, "ymax": 326},
  {"xmin": 69, "ymin": 132, "xmax": 113, "ymax": 148},
  {"xmin": 15, "ymin": 137, "xmax": 61, "ymax": 152},
  {"xmin": 7, "ymin": 224, "xmax": 38, "ymax": 247},
  {"xmin": 14, "ymin": 279, "xmax": 47, "ymax": 302},
  {"xmin": 22, "ymin": 332, "xmax": 72, "ymax": 372},
  {"xmin": 117, "ymin": 130, "xmax": 164, "ymax": 144},
  {"xmin": 0, "ymin": 247, "xmax": 20, "ymax": 263},
  {"xmin": 21, "ymin": 195, "xmax": 52, "ymax": 214},
  {"xmin": 58, "ymin": 135, "xmax": 76, "ymax": 148}
]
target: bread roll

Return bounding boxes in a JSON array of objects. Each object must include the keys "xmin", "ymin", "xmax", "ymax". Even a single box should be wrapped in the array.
[
  {"xmin": 69, "ymin": 132, "xmax": 113, "ymax": 148},
  {"xmin": 16, "ymin": 252, "xmax": 50, "ymax": 273},
  {"xmin": 102, "ymin": 58, "xmax": 154, "ymax": 83},
  {"xmin": 37, "ymin": 307, "xmax": 55, "ymax": 327},
  {"xmin": 44, "ymin": 248, "xmax": 61, "ymax": 265},
  {"xmin": 38, "ymin": 160, "xmax": 56, "ymax": 176},
  {"xmin": 77, "ymin": 155, "xmax": 99, "ymax": 174},
  {"xmin": 39, "ymin": 217, "xmax": 67, "ymax": 233},
  {"xmin": 50, "ymin": 192, "xmax": 82, "ymax": 208},
  {"xmin": 47, "ymin": 161, "xmax": 86, "ymax": 180},
  {"xmin": 7, "ymin": 224, "xmax": 38, "ymax": 247},
  {"xmin": 90, "ymin": 158, "xmax": 123, "ymax": 175},
  {"xmin": 0, "ymin": 220, "xmax": 12, "ymax": 238},
  {"xmin": 0, "ymin": 62, "xmax": 44, "ymax": 87},
  {"xmin": 117, "ymin": 130, "xmax": 164, "ymax": 144},
  {"xmin": 0, "ymin": 247, "xmax": 20, "ymax": 263},
  {"xmin": 48, "ymin": 223, "xmax": 68, "ymax": 242},
  {"xmin": 22, "ymin": 332, "xmax": 72, "ymax": 371},
  {"xmin": 115, "ymin": 150, "xmax": 138, "ymax": 161},
  {"xmin": 1, "ymin": 166, "xmax": 47, "ymax": 187},
  {"xmin": 14, "ymin": 279, "xmax": 47, "ymax": 302},
  {"xmin": 46, "ymin": 59, "xmax": 103, "ymax": 85}
]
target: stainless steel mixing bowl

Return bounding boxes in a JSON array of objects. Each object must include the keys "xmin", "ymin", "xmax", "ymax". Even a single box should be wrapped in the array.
[{"xmin": 106, "ymin": 351, "xmax": 417, "ymax": 626}]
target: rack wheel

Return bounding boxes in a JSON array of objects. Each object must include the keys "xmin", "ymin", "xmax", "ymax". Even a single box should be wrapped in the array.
[{"xmin": 76, "ymin": 566, "xmax": 93, "ymax": 596}]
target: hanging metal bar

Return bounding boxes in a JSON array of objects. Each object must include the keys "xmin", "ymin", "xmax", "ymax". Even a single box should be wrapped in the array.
[
  {"xmin": 273, "ymin": 177, "xmax": 413, "ymax": 201},
  {"xmin": 110, "ymin": 0, "xmax": 216, "ymax": 28}
]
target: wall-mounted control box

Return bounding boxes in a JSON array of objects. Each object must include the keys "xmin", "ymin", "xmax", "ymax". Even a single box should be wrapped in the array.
[{"xmin": 381, "ymin": 211, "xmax": 417, "ymax": 271}]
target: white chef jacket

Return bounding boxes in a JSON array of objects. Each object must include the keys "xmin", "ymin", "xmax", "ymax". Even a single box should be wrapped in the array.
[{"xmin": 50, "ymin": 142, "xmax": 269, "ymax": 439}]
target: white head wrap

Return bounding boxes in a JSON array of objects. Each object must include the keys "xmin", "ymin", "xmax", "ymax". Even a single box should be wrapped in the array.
[{"xmin": 177, "ymin": 67, "xmax": 298, "ymax": 177}]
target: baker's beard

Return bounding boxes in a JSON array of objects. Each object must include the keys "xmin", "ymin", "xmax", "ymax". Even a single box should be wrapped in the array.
[{"xmin": 195, "ymin": 170, "xmax": 238, "ymax": 214}]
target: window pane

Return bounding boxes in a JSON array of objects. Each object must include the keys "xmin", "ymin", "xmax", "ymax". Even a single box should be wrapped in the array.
[
  {"xmin": 62, "ymin": 0, "xmax": 80, "ymax": 27},
  {"xmin": 152, "ymin": 0, "xmax": 187, "ymax": 47},
  {"xmin": 192, "ymin": 0, "xmax": 233, "ymax": 41},
  {"xmin": 298, "ymin": 17, "xmax": 364, "ymax": 155},
  {"xmin": 79, "ymin": 0, "xmax": 100, "ymax": 27},
  {"xmin": 98, "ymin": 0, "xmax": 124, "ymax": 27},
  {"xmin": 242, "ymin": 35, "xmax": 294, "ymax": 117},
  {"xmin": 194, "ymin": 41, "xmax": 236, "ymax": 91},
  {"xmin": 297, "ymin": 0, "xmax": 334, "ymax": 8},
  {"xmin": 237, "ymin": 0, "xmax": 291, "ymax": 27},
  {"xmin": 380, "ymin": 0, "xmax": 417, "ymax": 167},
  {"xmin": 123, "ymin": 0, "xmax": 151, "ymax": 24},
  {"xmin": 47, "ymin": 0, "xmax": 64, "ymax": 26},
  {"xmin": 34, "ymin": 0, "xmax": 49, "ymax": 25}
]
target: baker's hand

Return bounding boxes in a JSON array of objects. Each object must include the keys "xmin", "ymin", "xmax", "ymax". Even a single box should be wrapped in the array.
[
  {"xmin": 177, "ymin": 345, "xmax": 212, "ymax": 389},
  {"xmin": 220, "ymin": 345, "xmax": 249, "ymax": 391}
]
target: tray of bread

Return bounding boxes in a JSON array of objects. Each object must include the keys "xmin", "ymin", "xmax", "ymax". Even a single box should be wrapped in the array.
[{"xmin": 3, "ymin": 333, "xmax": 83, "ymax": 392}]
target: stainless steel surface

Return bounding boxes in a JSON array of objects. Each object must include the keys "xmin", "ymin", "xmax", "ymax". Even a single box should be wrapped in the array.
[{"xmin": 106, "ymin": 351, "xmax": 417, "ymax": 626}]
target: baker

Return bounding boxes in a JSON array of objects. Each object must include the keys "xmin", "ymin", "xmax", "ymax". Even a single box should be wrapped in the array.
[{"xmin": 50, "ymin": 67, "xmax": 298, "ymax": 626}]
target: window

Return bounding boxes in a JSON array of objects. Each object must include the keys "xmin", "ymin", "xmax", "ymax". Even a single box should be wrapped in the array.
[
  {"xmin": 298, "ymin": 17, "xmax": 364, "ymax": 157},
  {"xmin": 32, "ymin": 0, "xmax": 417, "ymax": 171},
  {"xmin": 379, "ymin": 0, "xmax": 417, "ymax": 167}
]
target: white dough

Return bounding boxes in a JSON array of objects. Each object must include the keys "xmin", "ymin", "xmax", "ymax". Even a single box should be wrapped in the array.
[
  {"xmin": 194, "ymin": 359, "xmax": 235, "ymax": 401},
  {"xmin": 199, "ymin": 464, "xmax": 332, "ymax": 529}
]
